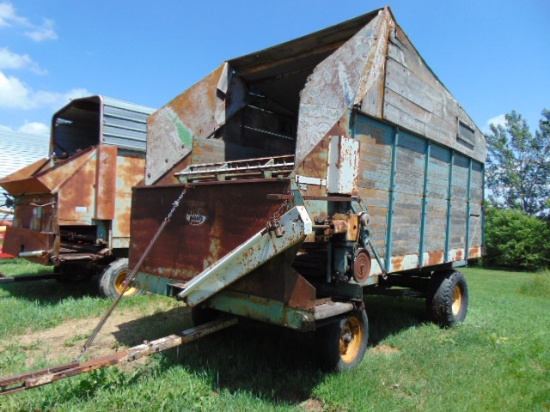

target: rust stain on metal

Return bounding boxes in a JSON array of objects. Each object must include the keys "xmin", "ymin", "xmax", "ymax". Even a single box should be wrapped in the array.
[
  {"xmin": 353, "ymin": 249, "xmax": 371, "ymax": 283},
  {"xmin": 3, "ymin": 226, "xmax": 53, "ymax": 264},
  {"xmin": 130, "ymin": 180, "xmax": 291, "ymax": 281},
  {"xmin": 426, "ymin": 250, "xmax": 444, "ymax": 266},
  {"xmin": 95, "ymin": 146, "xmax": 117, "ymax": 220},
  {"xmin": 469, "ymin": 247, "xmax": 482, "ymax": 259},
  {"xmin": 39, "ymin": 147, "xmax": 97, "ymax": 194},
  {"xmin": 169, "ymin": 65, "xmax": 225, "ymax": 137},
  {"xmin": 113, "ymin": 153, "xmax": 146, "ymax": 239},
  {"xmin": 57, "ymin": 153, "xmax": 97, "ymax": 225},
  {"xmin": 391, "ymin": 255, "xmax": 404, "ymax": 272},
  {"xmin": 0, "ymin": 158, "xmax": 50, "ymax": 195}
]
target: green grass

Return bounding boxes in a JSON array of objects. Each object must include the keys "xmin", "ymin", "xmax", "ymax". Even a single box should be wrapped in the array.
[{"xmin": 0, "ymin": 261, "xmax": 548, "ymax": 411}]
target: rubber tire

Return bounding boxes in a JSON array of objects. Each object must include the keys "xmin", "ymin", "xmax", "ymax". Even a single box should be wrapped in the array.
[
  {"xmin": 427, "ymin": 270, "xmax": 469, "ymax": 327},
  {"xmin": 98, "ymin": 258, "xmax": 141, "ymax": 298},
  {"xmin": 315, "ymin": 309, "xmax": 369, "ymax": 372}
]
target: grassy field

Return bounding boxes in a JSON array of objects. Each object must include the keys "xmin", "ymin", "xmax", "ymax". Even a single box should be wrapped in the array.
[{"xmin": 0, "ymin": 259, "xmax": 548, "ymax": 411}]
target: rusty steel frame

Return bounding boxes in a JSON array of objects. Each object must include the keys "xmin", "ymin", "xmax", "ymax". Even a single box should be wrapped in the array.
[{"xmin": 0, "ymin": 317, "xmax": 238, "ymax": 396}]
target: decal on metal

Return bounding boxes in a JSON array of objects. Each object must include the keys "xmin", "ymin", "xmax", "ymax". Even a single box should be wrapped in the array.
[{"xmin": 186, "ymin": 209, "xmax": 207, "ymax": 226}]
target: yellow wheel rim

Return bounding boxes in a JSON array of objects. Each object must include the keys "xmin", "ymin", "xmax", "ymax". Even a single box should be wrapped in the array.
[
  {"xmin": 452, "ymin": 285, "xmax": 463, "ymax": 316},
  {"xmin": 114, "ymin": 269, "xmax": 139, "ymax": 296},
  {"xmin": 339, "ymin": 316, "xmax": 363, "ymax": 364}
]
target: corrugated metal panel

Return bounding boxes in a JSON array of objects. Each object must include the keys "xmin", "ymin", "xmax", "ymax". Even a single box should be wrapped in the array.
[
  {"xmin": 0, "ymin": 130, "xmax": 49, "ymax": 178},
  {"xmin": 52, "ymin": 95, "xmax": 155, "ymax": 156},
  {"xmin": 101, "ymin": 96, "xmax": 155, "ymax": 152}
]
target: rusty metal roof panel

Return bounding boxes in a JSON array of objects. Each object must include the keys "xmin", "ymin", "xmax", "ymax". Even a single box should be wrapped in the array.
[{"xmin": 228, "ymin": 9, "xmax": 381, "ymax": 77}]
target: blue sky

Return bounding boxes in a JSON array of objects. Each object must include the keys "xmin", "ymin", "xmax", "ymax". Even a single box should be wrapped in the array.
[{"xmin": 0, "ymin": 1, "xmax": 548, "ymax": 141}]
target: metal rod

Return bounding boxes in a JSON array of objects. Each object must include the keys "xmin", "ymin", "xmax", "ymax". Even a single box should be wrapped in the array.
[
  {"xmin": 76, "ymin": 187, "xmax": 188, "ymax": 361},
  {"xmin": 419, "ymin": 140, "xmax": 431, "ymax": 266},
  {"xmin": 385, "ymin": 126, "xmax": 399, "ymax": 273},
  {"xmin": 0, "ymin": 273, "xmax": 62, "ymax": 284},
  {"xmin": 445, "ymin": 150, "xmax": 455, "ymax": 262},
  {"xmin": 465, "ymin": 157, "xmax": 473, "ymax": 259},
  {"xmin": 18, "ymin": 251, "xmax": 46, "ymax": 258}
]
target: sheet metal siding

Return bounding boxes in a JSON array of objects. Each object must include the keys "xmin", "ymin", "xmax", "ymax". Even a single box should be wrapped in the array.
[
  {"xmin": 111, "ymin": 149, "xmax": 146, "ymax": 247},
  {"xmin": 101, "ymin": 97, "xmax": 154, "ymax": 152},
  {"xmin": 295, "ymin": 11, "xmax": 386, "ymax": 165},
  {"xmin": 145, "ymin": 65, "xmax": 226, "ymax": 184},
  {"xmin": 382, "ymin": 26, "xmax": 486, "ymax": 164},
  {"xmin": 51, "ymin": 96, "xmax": 154, "ymax": 155},
  {"xmin": 353, "ymin": 114, "xmax": 483, "ymax": 272}
]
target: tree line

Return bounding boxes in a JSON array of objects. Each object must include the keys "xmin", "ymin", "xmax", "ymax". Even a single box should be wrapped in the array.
[{"xmin": 483, "ymin": 109, "xmax": 550, "ymax": 271}]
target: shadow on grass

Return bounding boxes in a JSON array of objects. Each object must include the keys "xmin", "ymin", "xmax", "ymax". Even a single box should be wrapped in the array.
[
  {"xmin": 107, "ymin": 294, "xmax": 430, "ymax": 406},
  {"xmin": 0, "ymin": 275, "xmax": 101, "ymax": 303},
  {"xmin": 365, "ymin": 294, "xmax": 429, "ymax": 345},
  {"xmin": 0, "ymin": 259, "xmax": 102, "ymax": 304}
]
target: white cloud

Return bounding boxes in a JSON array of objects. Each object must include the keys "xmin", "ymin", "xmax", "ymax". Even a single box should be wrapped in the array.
[
  {"xmin": 0, "ymin": 2, "xmax": 26, "ymax": 27},
  {"xmin": 487, "ymin": 114, "xmax": 506, "ymax": 129},
  {"xmin": 0, "ymin": 2, "xmax": 57, "ymax": 42},
  {"xmin": 0, "ymin": 70, "xmax": 29, "ymax": 106},
  {"xmin": 0, "ymin": 70, "xmax": 90, "ymax": 110},
  {"xmin": 25, "ymin": 18, "xmax": 58, "ymax": 42},
  {"xmin": 18, "ymin": 121, "xmax": 49, "ymax": 136},
  {"xmin": 0, "ymin": 47, "xmax": 45, "ymax": 74}
]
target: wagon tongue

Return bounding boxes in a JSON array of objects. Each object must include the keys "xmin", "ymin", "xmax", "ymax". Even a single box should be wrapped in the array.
[{"xmin": 0, "ymin": 317, "xmax": 238, "ymax": 396}]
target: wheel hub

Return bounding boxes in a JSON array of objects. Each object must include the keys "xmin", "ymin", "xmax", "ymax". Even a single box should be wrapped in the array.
[
  {"xmin": 452, "ymin": 285, "xmax": 463, "ymax": 316},
  {"xmin": 339, "ymin": 316, "xmax": 363, "ymax": 364},
  {"xmin": 114, "ymin": 269, "xmax": 139, "ymax": 296}
]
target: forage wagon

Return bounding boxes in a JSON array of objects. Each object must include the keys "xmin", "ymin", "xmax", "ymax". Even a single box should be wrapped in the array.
[
  {"xmin": 130, "ymin": 6, "xmax": 485, "ymax": 369},
  {"xmin": 0, "ymin": 96, "xmax": 155, "ymax": 297}
]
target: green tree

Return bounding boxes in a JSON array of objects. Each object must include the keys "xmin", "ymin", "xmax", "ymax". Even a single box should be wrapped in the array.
[
  {"xmin": 486, "ymin": 110, "xmax": 550, "ymax": 217},
  {"xmin": 484, "ymin": 207, "xmax": 550, "ymax": 271}
]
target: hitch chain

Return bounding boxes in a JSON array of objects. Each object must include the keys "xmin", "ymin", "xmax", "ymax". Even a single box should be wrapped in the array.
[
  {"xmin": 76, "ymin": 187, "xmax": 189, "ymax": 362},
  {"xmin": 264, "ymin": 198, "xmax": 289, "ymax": 238}
]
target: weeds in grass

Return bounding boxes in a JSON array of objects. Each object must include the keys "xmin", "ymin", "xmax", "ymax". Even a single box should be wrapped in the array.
[
  {"xmin": 63, "ymin": 333, "xmax": 90, "ymax": 348},
  {"xmin": 518, "ymin": 271, "xmax": 550, "ymax": 298},
  {"xmin": 1, "ymin": 264, "xmax": 549, "ymax": 411}
]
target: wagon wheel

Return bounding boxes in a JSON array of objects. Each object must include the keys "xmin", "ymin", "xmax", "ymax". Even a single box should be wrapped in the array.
[
  {"xmin": 99, "ymin": 258, "xmax": 141, "ymax": 298},
  {"xmin": 427, "ymin": 270, "xmax": 469, "ymax": 327},
  {"xmin": 315, "ymin": 308, "xmax": 369, "ymax": 372}
]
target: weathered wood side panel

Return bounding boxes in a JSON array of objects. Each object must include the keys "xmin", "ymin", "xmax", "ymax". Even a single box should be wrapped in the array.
[
  {"xmin": 425, "ymin": 145, "xmax": 451, "ymax": 254},
  {"xmin": 450, "ymin": 154, "xmax": 469, "ymax": 251},
  {"xmin": 353, "ymin": 113, "xmax": 484, "ymax": 273},
  {"xmin": 355, "ymin": 115, "xmax": 393, "ymax": 257},
  {"xmin": 392, "ymin": 131, "xmax": 424, "ymax": 256},
  {"xmin": 469, "ymin": 162, "xmax": 484, "ymax": 256}
]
